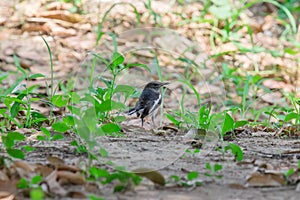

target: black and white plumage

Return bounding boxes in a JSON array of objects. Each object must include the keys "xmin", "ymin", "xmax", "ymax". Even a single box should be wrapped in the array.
[{"xmin": 128, "ymin": 81, "xmax": 169, "ymax": 127}]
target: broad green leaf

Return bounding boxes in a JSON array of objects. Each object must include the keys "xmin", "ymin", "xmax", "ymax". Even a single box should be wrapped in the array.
[
  {"xmin": 7, "ymin": 148, "xmax": 25, "ymax": 159},
  {"xmin": 10, "ymin": 102, "xmax": 21, "ymax": 118},
  {"xmin": 7, "ymin": 131, "xmax": 26, "ymax": 141},
  {"xmin": 114, "ymin": 85, "xmax": 135, "ymax": 95},
  {"xmin": 222, "ymin": 113, "xmax": 234, "ymax": 135},
  {"xmin": 30, "ymin": 188, "xmax": 44, "ymax": 200},
  {"xmin": 52, "ymin": 95, "xmax": 68, "ymax": 108},
  {"xmin": 40, "ymin": 127, "xmax": 51, "ymax": 138},
  {"xmin": 70, "ymin": 92, "xmax": 80, "ymax": 104},
  {"xmin": 99, "ymin": 148, "xmax": 108, "ymax": 157},
  {"xmin": 209, "ymin": 4, "xmax": 232, "ymax": 19},
  {"xmin": 111, "ymin": 101, "xmax": 125, "ymax": 110},
  {"xmin": 225, "ymin": 143, "xmax": 243, "ymax": 161},
  {"xmin": 113, "ymin": 115, "xmax": 126, "ymax": 123},
  {"xmin": 89, "ymin": 167, "xmax": 109, "ymax": 179},
  {"xmin": 52, "ymin": 122, "xmax": 70, "ymax": 133},
  {"xmin": 165, "ymin": 113, "xmax": 180, "ymax": 126},
  {"xmin": 22, "ymin": 146, "xmax": 35, "ymax": 152},
  {"xmin": 37, "ymin": 136, "xmax": 47, "ymax": 141},
  {"xmin": 284, "ymin": 112, "xmax": 298, "ymax": 122},
  {"xmin": 205, "ymin": 162, "xmax": 212, "ymax": 170},
  {"xmin": 31, "ymin": 175, "xmax": 43, "ymax": 184},
  {"xmin": 234, "ymin": 120, "xmax": 248, "ymax": 128},
  {"xmin": 101, "ymin": 123, "xmax": 121, "ymax": 134},
  {"xmin": 17, "ymin": 178, "xmax": 29, "ymax": 189},
  {"xmin": 51, "ymin": 134, "xmax": 64, "ymax": 140},
  {"xmin": 82, "ymin": 107, "xmax": 97, "ymax": 133},
  {"xmin": 109, "ymin": 52, "xmax": 124, "ymax": 69},
  {"xmin": 98, "ymin": 100, "xmax": 112, "ymax": 112},
  {"xmin": 187, "ymin": 171, "xmax": 198, "ymax": 181},
  {"xmin": 213, "ymin": 164, "xmax": 223, "ymax": 172}
]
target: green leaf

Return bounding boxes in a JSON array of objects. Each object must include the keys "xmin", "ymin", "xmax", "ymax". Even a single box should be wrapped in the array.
[
  {"xmin": 111, "ymin": 101, "xmax": 125, "ymax": 110},
  {"xmin": 89, "ymin": 195, "xmax": 105, "ymax": 200},
  {"xmin": 31, "ymin": 175, "xmax": 43, "ymax": 184},
  {"xmin": 114, "ymin": 85, "xmax": 135, "ymax": 95},
  {"xmin": 52, "ymin": 95, "xmax": 68, "ymax": 108},
  {"xmin": 234, "ymin": 120, "xmax": 248, "ymax": 128},
  {"xmin": 222, "ymin": 113, "xmax": 234, "ymax": 135},
  {"xmin": 109, "ymin": 52, "xmax": 124, "ymax": 69},
  {"xmin": 205, "ymin": 162, "xmax": 212, "ymax": 170},
  {"xmin": 284, "ymin": 112, "xmax": 298, "ymax": 122},
  {"xmin": 284, "ymin": 48, "xmax": 298, "ymax": 55},
  {"xmin": 30, "ymin": 188, "xmax": 44, "ymax": 200},
  {"xmin": 2, "ymin": 136, "xmax": 14, "ymax": 149},
  {"xmin": 52, "ymin": 122, "xmax": 69, "ymax": 133},
  {"xmin": 17, "ymin": 178, "xmax": 29, "ymax": 189},
  {"xmin": 209, "ymin": 4, "xmax": 232, "ymax": 19},
  {"xmin": 187, "ymin": 171, "xmax": 198, "ymax": 181},
  {"xmin": 13, "ymin": 54, "xmax": 27, "ymax": 75},
  {"xmin": 225, "ymin": 143, "xmax": 243, "ymax": 161},
  {"xmin": 101, "ymin": 123, "xmax": 121, "ymax": 134},
  {"xmin": 10, "ymin": 102, "xmax": 21, "ymax": 118},
  {"xmin": 82, "ymin": 107, "xmax": 97, "ymax": 133},
  {"xmin": 170, "ymin": 175, "xmax": 180, "ymax": 182},
  {"xmin": 22, "ymin": 146, "xmax": 36, "ymax": 152},
  {"xmin": 165, "ymin": 113, "xmax": 181, "ymax": 126},
  {"xmin": 89, "ymin": 167, "xmax": 109, "ymax": 179},
  {"xmin": 99, "ymin": 148, "xmax": 108, "ymax": 157},
  {"xmin": 37, "ymin": 135, "xmax": 46, "ymax": 141},
  {"xmin": 98, "ymin": 100, "xmax": 112, "ymax": 112},
  {"xmin": 7, "ymin": 148, "xmax": 25, "ymax": 159},
  {"xmin": 213, "ymin": 164, "xmax": 223, "ymax": 172},
  {"xmin": 28, "ymin": 73, "xmax": 46, "ymax": 79},
  {"xmin": 124, "ymin": 63, "xmax": 151, "ymax": 71},
  {"xmin": 40, "ymin": 127, "xmax": 51, "ymax": 138},
  {"xmin": 113, "ymin": 115, "xmax": 126, "ymax": 123},
  {"xmin": 70, "ymin": 92, "xmax": 80, "ymax": 104},
  {"xmin": 51, "ymin": 134, "xmax": 64, "ymax": 140},
  {"xmin": 7, "ymin": 131, "xmax": 26, "ymax": 141}
]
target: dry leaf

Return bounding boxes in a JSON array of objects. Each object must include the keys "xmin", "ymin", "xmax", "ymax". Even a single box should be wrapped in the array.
[
  {"xmin": 246, "ymin": 169, "xmax": 285, "ymax": 187},
  {"xmin": 44, "ymin": 170, "xmax": 68, "ymax": 196},
  {"xmin": 132, "ymin": 168, "xmax": 165, "ymax": 186},
  {"xmin": 57, "ymin": 171, "xmax": 86, "ymax": 185},
  {"xmin": 38, "ymin": 10, "xmax": 83, "ymax": 23},
  {"xmin": 47, "ymin": 156, "xmax": 65, "ymax": 166}
]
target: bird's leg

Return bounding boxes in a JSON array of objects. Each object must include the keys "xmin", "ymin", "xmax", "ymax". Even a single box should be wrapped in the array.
[
  {"xmin": 151, "ymin": 114, "xmax": 156, "ymax": 128},
  {"xmin": 141, "ymin": 118, "xmax": 144, "ymax": 127}
]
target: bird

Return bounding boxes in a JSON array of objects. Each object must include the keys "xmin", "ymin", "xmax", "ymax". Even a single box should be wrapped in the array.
[{"xmin": 127, "ymin": 81, "xmax": 169, "ymax": 127}]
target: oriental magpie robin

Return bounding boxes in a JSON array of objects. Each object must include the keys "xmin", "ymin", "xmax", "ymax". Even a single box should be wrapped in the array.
[{"xmin": 128, "ymin": 81, "xmax": 169, "ymax": 127}]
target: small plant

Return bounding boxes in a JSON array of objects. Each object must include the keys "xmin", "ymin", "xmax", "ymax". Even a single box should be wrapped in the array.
[
  {"xmin": 17, "ymin": 175, "xmax": 44, "ymax": 200},
  {"xmin": 204, "ymin": 162, "xmax": 223, "ymax": 180},
  {"xmin": 224, "ymin": 143, "xmax": 244, "ymax": 161},
  {"xmin": 1, "ymin": 131, "xmax": 26, "ymax": 159},
  {"xmin": 62, "ymin": 0, "xmax": 83, "ymax": 13},
  {"xmin": 284, "ymin": 94, "xmax": 300, "ymax": 125},
  {"xmin": 169, "ymin": 171, "xmax": 202, "ymax": 187},
  {"xmin": 88, "ymin": 166, "xmax": 142, "ymax": 193}
]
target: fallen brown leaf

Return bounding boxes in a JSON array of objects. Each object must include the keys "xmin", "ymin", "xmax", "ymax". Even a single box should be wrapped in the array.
[{"xmin": 132, "ymin": 168, "xmax": 165, "ymax": 186}]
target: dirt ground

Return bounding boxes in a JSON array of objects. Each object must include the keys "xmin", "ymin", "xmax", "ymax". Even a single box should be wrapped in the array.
[{"xmin": 12, "ymin": 125, "xmax": 300, "ymax": 199}]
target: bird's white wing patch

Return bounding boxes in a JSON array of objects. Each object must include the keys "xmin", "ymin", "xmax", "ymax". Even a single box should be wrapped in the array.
[{"xmin": 149, "ymin": 94, "xmax": 161, "ymax": 115}]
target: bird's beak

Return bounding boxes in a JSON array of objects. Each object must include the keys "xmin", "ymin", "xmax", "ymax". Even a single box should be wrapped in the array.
[{"xmin": 161, "ymin": 82, "xmax": 169, "ymax": 88}]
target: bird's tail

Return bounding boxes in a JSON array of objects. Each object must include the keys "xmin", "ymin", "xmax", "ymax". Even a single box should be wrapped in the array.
[{"xmin": 126, "ymin": 108, "xmax": 137, "ymax": 115}]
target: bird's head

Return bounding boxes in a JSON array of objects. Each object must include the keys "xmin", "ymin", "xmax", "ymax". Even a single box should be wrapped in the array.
[{"xmin": 144, "ymin": 81, "xmax": 169, "ymax": 90}]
